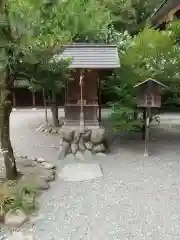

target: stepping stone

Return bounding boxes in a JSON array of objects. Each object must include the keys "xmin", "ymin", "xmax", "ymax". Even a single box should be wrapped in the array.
[{"xmin": 59, "ymin": 163, "xmax": 103, "ymax": 182}]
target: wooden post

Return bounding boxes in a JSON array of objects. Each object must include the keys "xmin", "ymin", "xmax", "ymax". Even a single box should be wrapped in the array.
[
  {"xmin": 144, "ymin": 107, "xmax": 151, "ymax": 156},
  {"xmin": 142, "ymin": 109, "xmax": 146, "ymax": 140},
  {"xmin": 79, "ymin": 70, "xmax": 84, "ymax": 133},
  {"xmin": 98, "ymin": 77, "xmax": 101, "ymax": 123}
]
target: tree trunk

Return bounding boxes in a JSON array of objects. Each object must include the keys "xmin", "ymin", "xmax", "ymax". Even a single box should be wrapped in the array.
[
  {"xmin": 0, "ymin": 98, "xmax": 17, "ymax": 180},
  {"xmin": 142, "ymin": 109, "xmax": 146, "ymax": 140},
  {"xmin": 32, "ymin": 90, "xmax": 36, "ymax": 107},
  {"xmin": 51, "ymin": 91, "xmax": 59, "ymax": 127},
  {"xmin": 0, "ymin": 71, "xmax": 18, "ymax": 180},
  {"xmin": 42, "ymin": 88, "xmax": 48, "ymax": 125},
  {"xmin": 133, "ymin": 109, "xmax": 138, "ymax": 120}
]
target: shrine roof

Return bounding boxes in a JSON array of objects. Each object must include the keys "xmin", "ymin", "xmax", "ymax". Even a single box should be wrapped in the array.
[
  {"xmin": 54, "ymin": 43, "xmax": 120, "ymax": 69},
  {"xmin": 151, "ymin": 0, "xmax": 180, "ymax": 27}
]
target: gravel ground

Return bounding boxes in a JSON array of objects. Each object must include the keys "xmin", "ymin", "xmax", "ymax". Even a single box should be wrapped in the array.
[{"xmin": 4, "ymin": 109, "xmax": 180, "ymax": 239}]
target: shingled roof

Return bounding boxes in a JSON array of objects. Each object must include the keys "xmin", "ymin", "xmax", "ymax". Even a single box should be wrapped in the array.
[
  {"xmin": 54, "ymin": 43, "xmax": 120, "ymax": 69},
  {"xmin": 151, "ymin": 0, "xmax": 180, "ymax": 27}
]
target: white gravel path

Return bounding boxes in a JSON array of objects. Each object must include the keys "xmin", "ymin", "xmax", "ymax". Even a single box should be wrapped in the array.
[{"xmin": 2, "ymin": 109, "xmax": 180, "ymax": 239}]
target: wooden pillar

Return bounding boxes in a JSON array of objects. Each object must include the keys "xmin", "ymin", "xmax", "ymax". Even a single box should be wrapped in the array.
[
  {"xmin": 142, "ymin": 109, "xmax": 146, "ymax": 140},
  {"xmin": 12, "ymin": 90, "xmax": 16, "ymax": 108},
  {"xmin": 32, "ymin": 90, "xmax": 36, "ymax": 107},
  {"xmin": 64, "ymin": 77, "xmax": 68, "ymax": 122},
  {"xmin": 98, "ymin": 77, "xmax": 101, "ymax": 123}
]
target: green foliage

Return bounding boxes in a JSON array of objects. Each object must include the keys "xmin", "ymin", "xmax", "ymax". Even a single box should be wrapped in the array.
[
  {"xmin": 122, "ymin": 27, "xmax": 180, "ymax": 108},
  {"xmin": 16, "ymin": 48, "xmax": 71, "ymax": 95},
  {"xmin": 36, "ymin": 0, "xmax": 112, "ymax": 46},
  {"xmin": 0, "ymin": 0, "xmax": 112, "ymax": 82},
  {"xmin": 109, "ymin": 103, "xmax": 143, "ymax": 132},
  {"xmin": 102, "ymin": 0, "xmax": 162, "ymax": 35},
  {"xmin": 108, "ymin": 26, "xmax": 180, "ymax": 132}
]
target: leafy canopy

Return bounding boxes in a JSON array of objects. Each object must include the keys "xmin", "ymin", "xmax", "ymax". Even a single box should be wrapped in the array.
[{"xmin": 108, "ymin": 25, "xmax": 180, "ymax": 131}]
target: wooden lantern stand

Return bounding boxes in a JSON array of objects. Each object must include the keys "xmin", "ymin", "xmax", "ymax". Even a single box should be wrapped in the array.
[{"xmin": 134, "ymin": 78, "xmax": 167, "ymax": 156}]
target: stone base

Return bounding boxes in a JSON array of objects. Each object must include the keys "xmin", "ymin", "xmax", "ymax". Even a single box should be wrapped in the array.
[{"xmin": 58, "ymin": 127, "xmax": 107, "ymax": 160}]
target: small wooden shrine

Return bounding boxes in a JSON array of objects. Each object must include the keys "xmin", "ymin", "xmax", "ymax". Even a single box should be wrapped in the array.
[
  {"xmin": 56, "ymin": 43, "xmax": 120, "ymax": 130},
  {"xmin": 134, "ymin": 78, "xmax": 167, "ymax": 156},
  {"xmin": 134, "ymin": 78, "xmax": 166, "ymax": 108}
]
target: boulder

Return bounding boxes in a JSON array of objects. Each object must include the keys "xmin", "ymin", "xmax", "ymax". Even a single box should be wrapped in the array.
[
  {"xmin": 79, "ymin": 138, "xmax": 86, "ymax": 151},
  {"xmin": 84, "ymin": 141, "xmax": 93, "ymax": 150},
  {"xmin": 62, "ymin": 141, "xmax": 70, "ymax": 148},
  {"xmin": 82, "ymin": 130, "xmax": 91, "ymax": 142},
  {"xmin": 5, "ymin": 209, "xmax": 28, "ymax": 227},
  {"xmin": 58, "ymin": 141, "xmax": 70, "ymax": 160},
  {"xmin": 44, "ymin": 129, "xmax": 49, "ymax": 133},
  {"xmin": 73, "ymin": 130, "xmax": 81, "ymax": 143},
  {"xmin": 91, "ymin": 128, "xmax": 105, "ymax": 144},
  {"xmin": 84, "ymin": 150, "xmax": 93, "ymax": 160},
  {"xmin": 71, "ymin": 143, "xmax": 78, "ymax": 154},
  {"xmin": 93, "ymin": 144, "xmax": 106, "ymax": 153},
  {"xmin": 51, "ymin": 129, "xmax": 57, "ymax": 133},
  {"xmin": 59, "ymin": 128, "xmax": 74, "ymax": 142},
  {"xmin": 37, "ymin": 157, "xmax": 46, "ymax": 163},
  {"xmin": 41, "ymin": 162, "xmax": 55, "ymax": 170},
  {"xmin": 76, "ymin": 151, "xmax": 85, "ymax": 161},
  {"xmin": 48, "ymin": 128, "xmax": 53, "ymax": 133},
  {"xmin": 31, "ymin": 157, "xmax": 37, "ymax": 162},
  {"xmin": 40, "ymin": 170, "xmax": 55, "ymax": 182},
  {"xmin": 65, "ymin": 153, "xmax": 76, "ymax": 162}
]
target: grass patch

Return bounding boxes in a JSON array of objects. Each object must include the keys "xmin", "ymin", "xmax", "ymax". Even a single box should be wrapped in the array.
[{"xmin": 0, "ymin": 180, "xmax": 38, "ymax": 219}]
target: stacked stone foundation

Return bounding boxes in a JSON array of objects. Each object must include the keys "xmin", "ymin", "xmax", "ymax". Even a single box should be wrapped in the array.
[{"xmin": 58, "ymin": 127, "xmax": 106, "ymax": 160}]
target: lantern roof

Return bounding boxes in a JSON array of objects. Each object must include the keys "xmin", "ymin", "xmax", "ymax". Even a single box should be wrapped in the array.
[{"xmin": 134, "ymin": 78, "xmax": 167, "ymax": 88}]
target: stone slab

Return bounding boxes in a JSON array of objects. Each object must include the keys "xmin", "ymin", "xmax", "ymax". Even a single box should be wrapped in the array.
[{"xmin": 59, "ymin": 163, "xmax": 103, "ymax": 182}]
